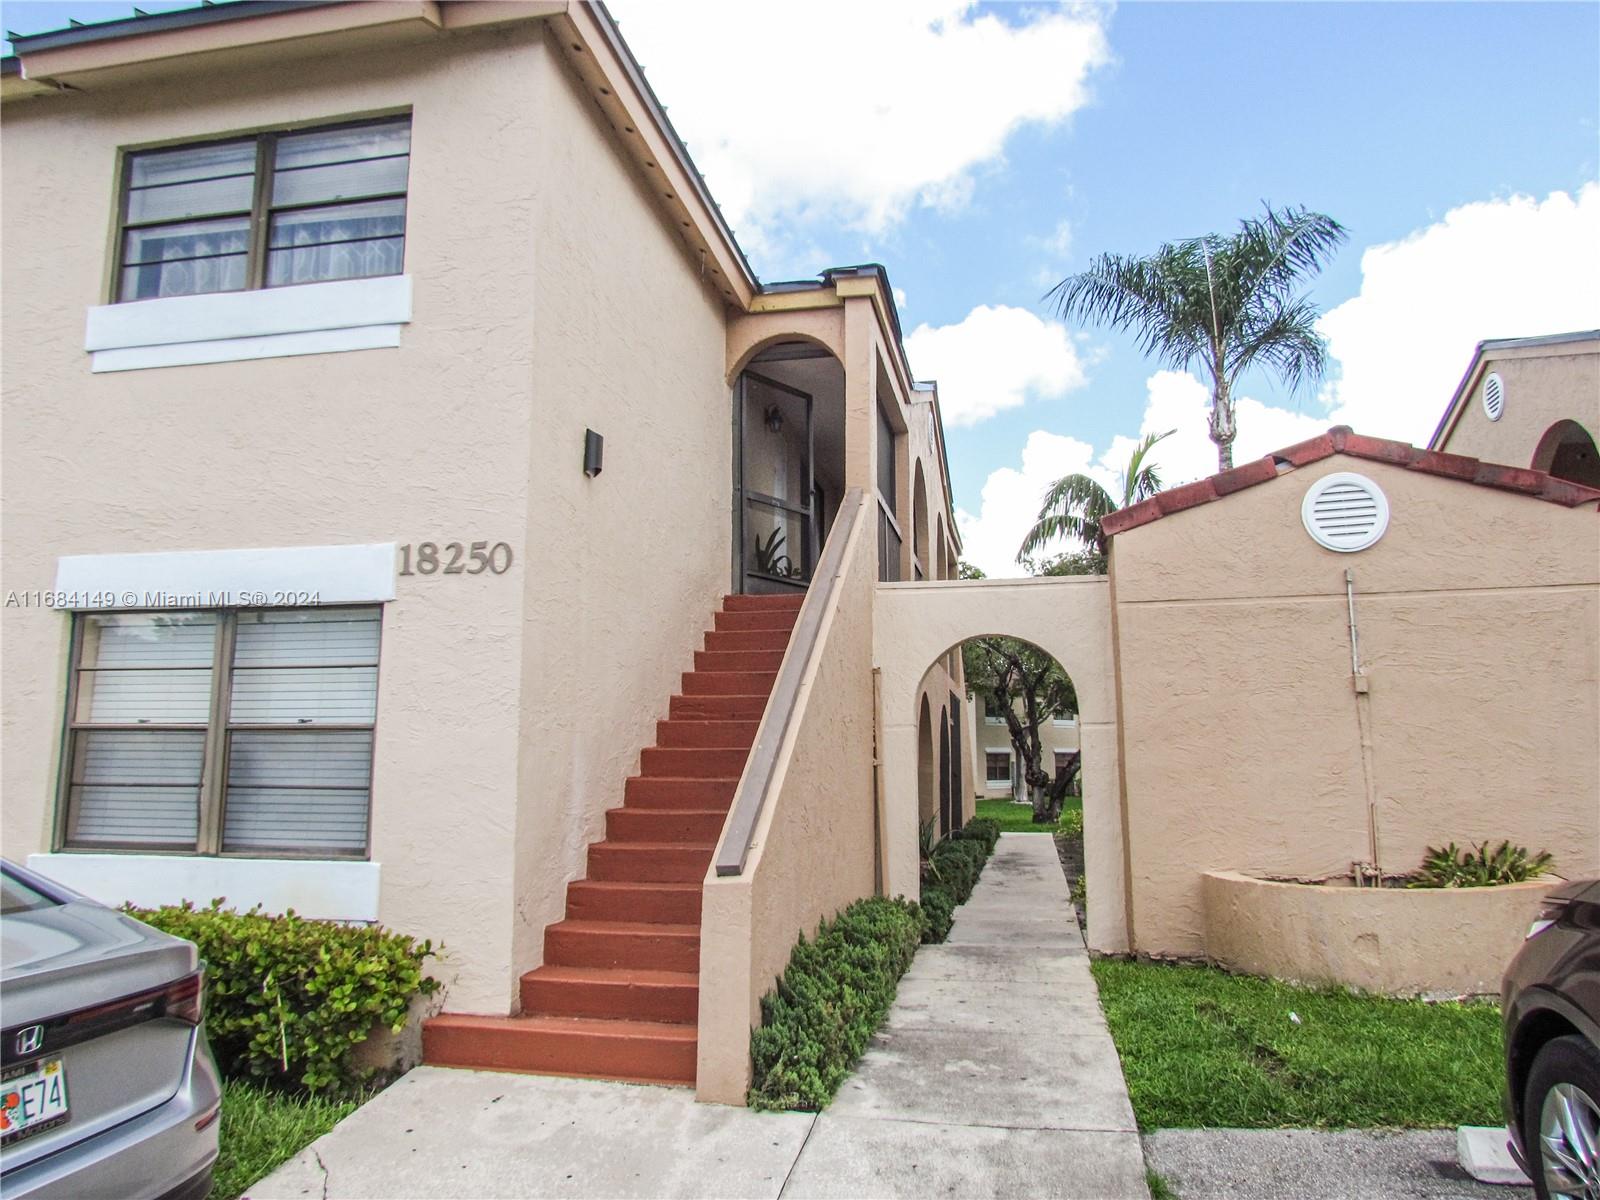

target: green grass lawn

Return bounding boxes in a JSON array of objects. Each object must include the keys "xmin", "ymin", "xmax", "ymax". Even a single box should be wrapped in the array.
[
  {"xmin": 1090, "ymin": 958, "xmax": 1504, "ymax": 1130},
  {"xmin": 209, "ymin": 1079, "xmax": 356, "ymax": 1200},
  {"xmin": 974, "ymin": 796, "xmax": 1080, "ymax": 832}
]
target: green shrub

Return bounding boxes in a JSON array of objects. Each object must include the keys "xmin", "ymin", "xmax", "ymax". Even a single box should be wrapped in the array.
[
  {"xmin": 1056, "ymin": 808, "xmax": 1084, "ymax": 837},
  {"xmin": 747, "ymin": 897, "xmax": 924, "ymax": 1111},
  {"xmin": 931, "ymin": 838, "xmax": 987, "ymax": 904},
  {"xmin": 1409, "ymin": 841, "xmax": 1555, "ymax": 889},
  {"xmin": 919, "ymin": 884, "xmax": 955, "ymax": 943},
  {"xmin": 955, "ymin": 817, "xmax": 1001, "ymax": 854},
  {"xmin": 128, "ymin": 901, "xmax": 438, "ymax": 1096}
]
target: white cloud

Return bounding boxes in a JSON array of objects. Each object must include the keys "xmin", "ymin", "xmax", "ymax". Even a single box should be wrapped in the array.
[
  {"xmin": 906, "ymin": 305, "xmax": 1087, "ymax": 428},
  {"xmin": 1318, "ymin": 183, "xmax": 1600, "ymax": 441},
  {"xmin": 955, "ymin": 431, "xmax": 1096, "ymax": 577},
  {"xmin": 1101, "ymin": 371, "xmax": 1326, "ymax": 489},
  {"xmin": 608, "ymin": 1, "xmax": 1109, "ymax": 256}
]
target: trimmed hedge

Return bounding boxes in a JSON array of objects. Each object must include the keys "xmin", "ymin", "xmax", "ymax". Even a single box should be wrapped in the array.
[
  {"xmin": 747, "ymin": 897, "xmax": 925, "ymax": 1111},
  {"xmin": 129, "ymin": 901, "xmax": 438, "ymax": 1096},
  {"xmin": 918, "ymin": 823, "xmax": 1000, "ymax": 944}
]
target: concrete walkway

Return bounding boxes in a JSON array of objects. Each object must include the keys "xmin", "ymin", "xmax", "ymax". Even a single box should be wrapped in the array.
[{"xmin": 250, "ymin": 833, "xmax": 1146, "ymax": 1200}]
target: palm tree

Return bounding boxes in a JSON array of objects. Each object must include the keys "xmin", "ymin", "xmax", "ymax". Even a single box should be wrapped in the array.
[
  {"xmin": 1017, "ymin": 429, "xmax": 1172, "ymax": 566},
  {"xmin": 1047, "ymin": 204, "xmax": 1346, "ymax": 471}
]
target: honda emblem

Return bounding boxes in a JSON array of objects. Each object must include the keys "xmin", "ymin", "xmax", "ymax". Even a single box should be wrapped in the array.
[{"xmin": 14, "ymin": 1026, "xmax": 43, "ymax": 1057}]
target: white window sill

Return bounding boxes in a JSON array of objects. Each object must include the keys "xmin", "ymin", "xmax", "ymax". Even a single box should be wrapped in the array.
[
  {"xmin": 84, "ymin": 274, "xmax": 411, "ymax": 373},
  {"xmin": 28, "ymin": 853, "xmax": 381, "ymax": 923}
]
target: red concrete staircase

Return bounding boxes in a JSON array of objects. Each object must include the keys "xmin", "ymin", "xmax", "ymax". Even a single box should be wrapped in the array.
[{"xmin": 421, "ymin": 593, "xmax": 802, "ymax": 1087}]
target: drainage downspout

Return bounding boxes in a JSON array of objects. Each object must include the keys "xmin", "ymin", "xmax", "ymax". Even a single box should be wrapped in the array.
[{"xmin": 1345, "ymin": 569, "xmax": 1382, "ymax": 883}]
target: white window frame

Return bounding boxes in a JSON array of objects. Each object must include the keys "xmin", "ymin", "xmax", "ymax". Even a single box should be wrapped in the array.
[{"xmin": 984, "ymin": 748, "xmax": 1013, "ymax": 788}]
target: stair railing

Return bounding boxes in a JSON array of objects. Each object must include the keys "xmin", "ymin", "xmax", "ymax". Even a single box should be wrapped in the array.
[{"xmin": 715, "ymin": 486, "xmax": 867, "ymax": 877}]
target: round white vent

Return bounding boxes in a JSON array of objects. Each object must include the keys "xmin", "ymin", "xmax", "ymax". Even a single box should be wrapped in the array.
[
  {"xmin": 1482, "ymin": 372, "xmax": 1505, "ymax": 421},
  {"xmin": 1301, "ymin": 472, "xmax": 1390, "ymax": 553}
]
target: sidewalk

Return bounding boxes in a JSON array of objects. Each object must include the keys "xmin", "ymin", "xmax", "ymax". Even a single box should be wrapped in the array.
[{"xmin": 249, "ymin": 833, "xmax": 1146, "ymax": 1199}]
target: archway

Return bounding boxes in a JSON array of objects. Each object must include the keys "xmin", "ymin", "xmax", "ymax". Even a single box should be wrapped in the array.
[
  {"xmin": 1532, "ymin": 419, "xmax": 1600, "ymax": 488},
  {"xmin": 938, "ymin": 704, "xmax": 951, "ymax": 836},
  {"xmin": 912, "ymin": 461, "xmax": 930, "ymax": 580},
  {"xmin": 733, "ymin": 341, "xmax": 846, "ymax": 594},
  {"xmin": 873, "ymin": 576, "xmax": 1126, "ymax": 953},
  {"xmin": 935, "ymin": 514, "xmax": 949, "ymax": 580},
  {"xmin": 916, "ymin": 696, "xmax": 935, "ymax": 831}
]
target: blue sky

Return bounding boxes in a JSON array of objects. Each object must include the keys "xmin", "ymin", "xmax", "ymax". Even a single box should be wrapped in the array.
[{"xmin": 7, "ymin": 1, "xmax": 1597, "ymax": 573}]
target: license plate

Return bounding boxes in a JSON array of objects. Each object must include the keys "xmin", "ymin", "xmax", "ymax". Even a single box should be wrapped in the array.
[{"xmin": 1, "ymin": 1057, "xmax": 70, "ymax": 1146}]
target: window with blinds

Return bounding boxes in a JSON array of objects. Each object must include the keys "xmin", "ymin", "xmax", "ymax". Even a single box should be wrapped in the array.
[
  {"xmin": 116, "ymin": 116, "xmax": 410, "ymax": 303},
  {"xmin": 61, "ymin": 607, "xmax": 381, "ymax": 857}
]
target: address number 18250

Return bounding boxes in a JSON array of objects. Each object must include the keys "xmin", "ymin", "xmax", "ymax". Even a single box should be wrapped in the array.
[{"xmin": 398, "ymin": 542, "xmax": 513, "ymax": 577}]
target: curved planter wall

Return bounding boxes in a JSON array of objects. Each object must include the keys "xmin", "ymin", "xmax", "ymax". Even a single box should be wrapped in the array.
[{"xmin": 1201, "ymin": 870, "xmax": 1560, "ymax": 996}]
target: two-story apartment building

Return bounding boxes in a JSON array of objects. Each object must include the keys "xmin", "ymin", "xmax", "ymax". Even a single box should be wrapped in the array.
[
  {"xmin": 1, "ymin": 0, "xmax": 968, "ymax": 1099},
  {"xmin": 966, "ymin": 691, "xmax": 1078, "ymax": 804}
]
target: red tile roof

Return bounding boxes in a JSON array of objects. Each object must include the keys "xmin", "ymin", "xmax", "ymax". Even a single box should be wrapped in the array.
[{"xmin": 1101, "ymin": 426, "xmax": 1600, "ymax": 538}]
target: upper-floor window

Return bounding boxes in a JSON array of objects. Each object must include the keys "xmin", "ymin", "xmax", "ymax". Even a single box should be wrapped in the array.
[
  {"xmin": 116, "ymin": 116, "xmax": 411, "ymax": 303},
  {"xmin": 984, "ymin": 694, "xmax": 1008, "ymax": 724},
  {"xmin": 59, "ymin": 606, "xmax": 381, "ymax": 858}
]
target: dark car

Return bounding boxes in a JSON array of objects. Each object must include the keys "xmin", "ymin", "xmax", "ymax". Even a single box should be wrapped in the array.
[
  {"xmin": 0, "ymin": 860, "xmax": 221, "ymax": 1200},
  {"xmin": 1502, "ymin": 877, "xmax": 1600, "ymax": 1200}
]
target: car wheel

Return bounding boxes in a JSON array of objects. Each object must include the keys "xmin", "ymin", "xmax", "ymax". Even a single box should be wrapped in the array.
[{"xmin": 1523, "ymin": 1034, "xmax": 1600, "ymax": 1200}]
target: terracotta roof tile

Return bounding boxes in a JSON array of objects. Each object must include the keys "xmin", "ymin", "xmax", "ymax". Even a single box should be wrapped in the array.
[{"xmin": 1102, "ymin": 426, "xmax": 1600, "ymax": 539}]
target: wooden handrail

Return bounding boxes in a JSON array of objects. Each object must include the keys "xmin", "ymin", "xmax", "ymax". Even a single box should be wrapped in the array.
[{"xmin": 715, "ymin": 487, "xmax": 867, "ymax": 877}]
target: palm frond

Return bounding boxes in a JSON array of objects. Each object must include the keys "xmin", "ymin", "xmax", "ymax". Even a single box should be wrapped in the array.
[
  {"xmin": 1017, "ymin": 473, "xmax": 1114, "ymax": 561},
  {"xmin": 1121, "ymin": 429, "xmax": 1175, "ymax": 507}
]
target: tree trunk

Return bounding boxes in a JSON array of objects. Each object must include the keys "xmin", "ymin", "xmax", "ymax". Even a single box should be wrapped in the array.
[{"xmin": 1209, "ymin": 377, "xmax": 1236, "ymax": 472}]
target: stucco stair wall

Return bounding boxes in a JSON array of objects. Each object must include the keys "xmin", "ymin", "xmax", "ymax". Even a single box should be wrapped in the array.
[{"xmin": 422, "ymin": 593, "xmax": 801, "ymax": 1086}]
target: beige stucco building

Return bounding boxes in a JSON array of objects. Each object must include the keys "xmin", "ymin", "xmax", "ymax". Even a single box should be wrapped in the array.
[
  {"xmin": 2, "ymin": 1, "xmax": 965, "ymax": 1100},
  {"xmin": 964, "ymin": 692, "xmax": 1080, "ymax": 803},
  {"xmin": 4, "ymin": 0, "xmax": 1596, "ymax": 1107},
  {"xmin": 1430, "ymin": 330, "xmax": 1599, "ymax": 486}
]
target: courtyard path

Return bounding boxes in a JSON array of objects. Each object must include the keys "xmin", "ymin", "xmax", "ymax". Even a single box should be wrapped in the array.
[
  {"xmin": 781, "ymin": 832, "xmax": 1149, "ymax": 1198},
  {"xmin": 250, "ymin": 833, "xmax": 1146, "ymax": 1199}
]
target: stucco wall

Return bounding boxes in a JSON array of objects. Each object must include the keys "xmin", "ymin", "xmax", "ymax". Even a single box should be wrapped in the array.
[
  {"xmin": 507, "ymin": 30, "xmax": 731, "ymax": 999},
  {"xmin": 697, "ymin": 497, "xmax": 878, "ymax": 1104},
  {"xmin": 1202, "ymin": 871, "xmax": 1561, "ymax": 996},
  {"xmin": 1, "ymin": 21, "xmax": 733, "ymax": 1015},
  {"xmin": 1112, "ymin": 455, "xmax": 1600, "ymax": 959},
  {"xmin": 1436, "ymin": 342, "xmax": 1600, "ymax": 468},
  {"xmin": 872, "ymin": 576, "xmax": 1126, "ymax": 953}
]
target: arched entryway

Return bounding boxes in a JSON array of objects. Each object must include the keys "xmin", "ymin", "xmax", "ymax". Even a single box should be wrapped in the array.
[
  {"xmin": 874, "ymin": 575, "xmax": 1126, "ymax": 953},
  {"xmin": 1533, "ymin": 419, "xmax": 1600, "ymax": 488},
  {"xmin": 916, "ymin": 696, "xmax": 935, "ymax": 831}
]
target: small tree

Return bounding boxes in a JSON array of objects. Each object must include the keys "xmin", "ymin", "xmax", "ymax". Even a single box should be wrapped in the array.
[{"xmin": 963, "ymin": 637, "xmax": 1079, "ymax": 824}]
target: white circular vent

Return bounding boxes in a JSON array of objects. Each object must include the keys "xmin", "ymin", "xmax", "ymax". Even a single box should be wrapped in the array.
[
  {"xmin": 1301, "ymin": 472, "xmax": 1390, "ymax": 553},
  {"xmin": 1482, "ymin": 372, "xmax": 1505, "ymax": 421}
]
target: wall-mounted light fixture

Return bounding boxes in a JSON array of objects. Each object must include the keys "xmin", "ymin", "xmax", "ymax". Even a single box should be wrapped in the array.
[
  {"xmin": 583, "ymin": 429, "xmax": 604, "ymax": 477},
  {"xmin": 764, "ymin": 405, "xmax": 783, "ymax": 434}
]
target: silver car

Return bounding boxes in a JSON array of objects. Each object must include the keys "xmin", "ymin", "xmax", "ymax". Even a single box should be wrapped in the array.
[{"xmin": 0, "ymin": 860, "xmax": 221, "ymax": 1200}]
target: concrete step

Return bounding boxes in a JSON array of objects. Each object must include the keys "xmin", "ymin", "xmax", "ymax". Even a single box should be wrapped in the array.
[
  {"xmin": 606, "ymin": 807, "xmax": 727, "ymax": 844},
  {"xmin": 565, "ymin": 880, "xmax": 703, "ymax": 925},
  {"xmin": 669, "ymin": 693, "xmax": 770, "ymax": 721},
  {"xmin": 681, "ymin": 670, "xmax": 778, "ymax": 696},
  {"xmin": 694, "ymin": 649, "xmax": 786, "ymax": 673},
  {"xmin": 655, "ymin": 719, "xmax": 759, "ymax": 748},
  {"xmin": 520, "ymin": 965, "xmax": 699, "ymax": 1024},
  {"xmin": 703, "ymin": 628, "xmax": 793, "ymax": 653},
  {"xmin": 587, "ymin": 841, "xmax": 714, "ymax": 883},
  {"xmin": 623, "ymin": 776, "xmax": 737, "ymax": 809},
  {"xmin": 639, "ymin": 746, "xmax": 749, "ymax": 778},
  {"xmin": 544, "ymin": 920, "xmax": 700, "ymax": 973},
  {"xmin": 721, "ymin": 594, "xmax": 805, "ymax": 612},
  {"xmin": 714, "ymin": 608, "xmax": 799, "ymax": 632},
  {"xmin": 422, "ymin": 1013, "xmax": 696, "ymax": 1086}
]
